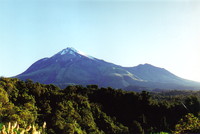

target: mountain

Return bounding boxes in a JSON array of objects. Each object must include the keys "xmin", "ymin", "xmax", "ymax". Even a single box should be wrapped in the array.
[{"xmin": 15, "ymin": 47, "xmax": 200, "ymax": 90}]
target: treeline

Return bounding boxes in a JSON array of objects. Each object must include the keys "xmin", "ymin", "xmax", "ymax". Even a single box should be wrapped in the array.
[{"xmin": 0, "ymin": 78, "xmax": 200, "ymax": 133}]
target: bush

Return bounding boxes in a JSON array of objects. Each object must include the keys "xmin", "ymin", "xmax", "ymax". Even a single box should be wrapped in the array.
[{"xmin": 0, "ymin": 122, "xmax": 46, "ymax": 134}]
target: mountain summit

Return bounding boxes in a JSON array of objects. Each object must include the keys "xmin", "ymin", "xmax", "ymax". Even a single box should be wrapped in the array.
[
  {"xmin": 15, "ymin": 47, "xmax": 200, "ymax": 90},
  {"xmin": 54, "ymin": 47, "xmax": 95, "ymax": 60}
]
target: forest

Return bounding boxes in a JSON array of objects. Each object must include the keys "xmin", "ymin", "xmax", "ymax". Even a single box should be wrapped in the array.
[{"xmin": 0, "ymin": 77, "xmax": 200, "ymax": 134}]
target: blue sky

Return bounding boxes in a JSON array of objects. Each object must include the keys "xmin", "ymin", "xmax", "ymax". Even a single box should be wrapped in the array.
[{"xmin": 0, "ymin": 0, "xmax": 200, "ymax": 82}]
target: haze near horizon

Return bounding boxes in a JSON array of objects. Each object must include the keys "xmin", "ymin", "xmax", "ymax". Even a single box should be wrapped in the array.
[{"xmin": 0, "ymin": 0, "xmax": 200, "ymax": 82}]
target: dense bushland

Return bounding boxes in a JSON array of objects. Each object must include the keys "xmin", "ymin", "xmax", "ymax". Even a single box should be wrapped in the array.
[{"xmin": 0, "ymin": 78, "xmax": 200, "ymax": 133}]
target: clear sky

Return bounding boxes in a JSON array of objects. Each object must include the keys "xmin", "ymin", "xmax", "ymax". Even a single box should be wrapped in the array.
[{"xmin": 0, "ymin": 0, "xmax": 200, "ymax": 82}]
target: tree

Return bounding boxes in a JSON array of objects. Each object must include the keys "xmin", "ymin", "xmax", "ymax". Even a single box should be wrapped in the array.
[
  {"xmin": 174, "ymin": 113, "xmax": 200, "ymax": 133},
  {"xmin": 130, "ymin": 121, "xmax": 144, "ymax": 134},
  {"xmin": 184, "ymin": 96, "xmax": 200, "ymax": 116}
]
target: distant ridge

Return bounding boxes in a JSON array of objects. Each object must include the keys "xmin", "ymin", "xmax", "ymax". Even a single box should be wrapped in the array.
[{"xmin": 15, "ymin": 47, "xmax": 200, "ymax": 90}]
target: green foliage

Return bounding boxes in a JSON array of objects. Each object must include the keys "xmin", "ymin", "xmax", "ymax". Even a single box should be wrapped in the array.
[
  {"xmin": 0, "ymin": 123, "xmax": 3, "ymax": 130},
  {"xmin": 130, "ymin": 120, "xmax": 144, "ymax": 134},
  {"xmin": 174, "ymin": 113, "xmax": 200, "ymax": 133},
  {"xmin": 0, "ymin": 77, "xmax": 200, "ymax": 133}
]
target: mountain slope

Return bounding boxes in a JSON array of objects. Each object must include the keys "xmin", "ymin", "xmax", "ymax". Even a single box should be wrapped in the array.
[
  {"xmin": 15, "ymin": 47, "xmax": 200, "ymax": 90},
  {"xmin": 126, "ymin": 64, "xmax": 184, "ymax": 83}
]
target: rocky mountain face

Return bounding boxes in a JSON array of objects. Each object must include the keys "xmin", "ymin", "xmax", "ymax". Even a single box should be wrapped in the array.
[{"xmin": 15, "ymin": 47, "xmax": 200, "ymax": 90}]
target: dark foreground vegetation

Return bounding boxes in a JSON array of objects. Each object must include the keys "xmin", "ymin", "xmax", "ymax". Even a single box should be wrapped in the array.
[{"xmin": 0, "ymin": 78, "xmax": 200, "ymax": 133}]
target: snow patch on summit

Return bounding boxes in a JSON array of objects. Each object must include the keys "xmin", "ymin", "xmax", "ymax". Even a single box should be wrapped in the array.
[
  {"xmin": 60, "ymin": 50, "xmax": 67, "ymax": 55},
  {"xmin": 60, "ymin": 47, "xmax": 76, "ymax": 56},
  {"xmin": 58, "ymin": 47, "xmax": 95, "ymax": 60},
  {"xmin": 77, "ymin": 50, "xmax": 95, "ymax": 60}
]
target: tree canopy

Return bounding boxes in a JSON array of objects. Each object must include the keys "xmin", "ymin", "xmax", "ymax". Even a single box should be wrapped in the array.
[{"xmin": 0, "ymin": 77, "xmax": 200, "ymax": 133}]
